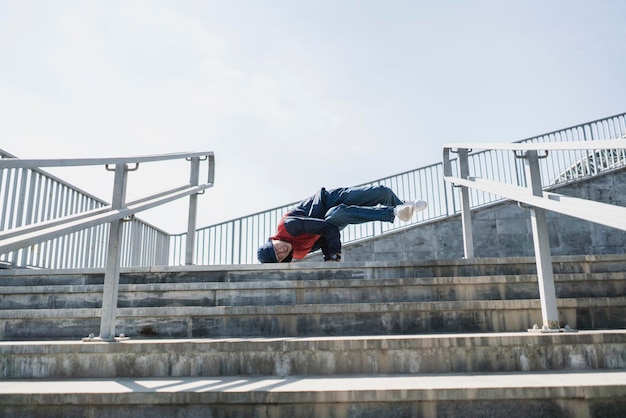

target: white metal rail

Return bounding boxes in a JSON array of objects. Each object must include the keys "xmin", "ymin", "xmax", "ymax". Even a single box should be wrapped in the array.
[
  {"xmin": 0, "ymin": 151, "xmax": 215, "ymax": 340},
  {"xmin": 443, "ymin": 139, "xmax": 626, "ymax": 332}
]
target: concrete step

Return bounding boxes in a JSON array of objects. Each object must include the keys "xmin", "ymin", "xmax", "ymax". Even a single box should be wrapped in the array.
[
  {"xmin": 2, "ymin": 331, "xmax": 625, "ymax": 379},
  {"xmin": 2, "ymin": 272, "xmax": 625, "ymax": 310},
  {"xmin": 1, "ymin": 254, "xmax": 625, "ymax": 287},
  {"xmin": 1, "ymin": 297, "xmax": 625, "ymax": 340},
  {"xmin": 2, "ymin": 370, "xmax": 625, "ymax": 418}
]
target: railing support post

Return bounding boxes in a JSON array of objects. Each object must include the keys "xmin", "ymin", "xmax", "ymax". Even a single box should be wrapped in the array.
[
  {"xmin": 458, "ymin": 148, "xmax": 474, "ymax": 258},
  {"xmin": 523, "ymin": 150, "xmax": 560, "ymax": 331},
  {"xmin": 185, "ymin": 157, "xmax": 200, "ymax": 265},
  {"xmin": 98, "ymin": 163, "xmax": 129, "ymax": 341}
]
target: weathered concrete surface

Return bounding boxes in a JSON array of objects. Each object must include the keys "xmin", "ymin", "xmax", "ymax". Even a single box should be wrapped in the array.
[
  {"xmin": 2, "ymin": 297, "xmax": 626, "ymax": 340},
  {"xmin": 2, "ymin": 331, "xmax": 625, "ymax": 379},
  {"xmin": 341, "ymin": 167, "xmax": 626, "ymax": 262},
  {"xmin": 2, "ymin": 253, "xmax": 626, "ymax": 285},
  {"xmin": 2, "ymin": 370, "xmax": 626, "ymax": 418},
  {"xmin": 2, "ymin": 272, "xmax": 625, "ymax": 310},
  {"xmin": 1, "ymin": 255, "xmax": 625, "ymax": 340}
]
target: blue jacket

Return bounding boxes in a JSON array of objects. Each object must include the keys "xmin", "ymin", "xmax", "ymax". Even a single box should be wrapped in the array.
[{"xmin": 270, "ymin": 188, "xmax": 341, "ymax": 259}]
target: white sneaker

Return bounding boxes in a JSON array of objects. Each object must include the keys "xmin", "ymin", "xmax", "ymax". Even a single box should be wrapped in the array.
[
  {"xmin": 394, "ymin": 205, "xmax": 415, "ymax": 222},
  {"xmin": 404, "ymin": 200, "xmax": 427, "ymax": 212}
]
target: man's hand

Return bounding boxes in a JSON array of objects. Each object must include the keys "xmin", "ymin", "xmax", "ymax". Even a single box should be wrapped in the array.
[{"xmin": 323, "ymin": 253, "xmax": 341, "ymax": 262}]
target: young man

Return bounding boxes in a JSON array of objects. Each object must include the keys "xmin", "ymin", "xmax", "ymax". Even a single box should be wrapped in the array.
[{"xmin": 257, "ymin": 185, "xmax": 427, "ymax": 263}]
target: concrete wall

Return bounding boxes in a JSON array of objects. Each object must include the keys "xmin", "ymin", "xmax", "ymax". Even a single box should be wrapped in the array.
[{"xmin": 341, "ymin": 167, "xmax": 626, "ymax": 262}]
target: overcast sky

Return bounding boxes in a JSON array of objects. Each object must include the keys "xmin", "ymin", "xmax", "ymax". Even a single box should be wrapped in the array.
[{"xmin": 1, "ymin": 0, "xmax": 625, "ymax": 233}]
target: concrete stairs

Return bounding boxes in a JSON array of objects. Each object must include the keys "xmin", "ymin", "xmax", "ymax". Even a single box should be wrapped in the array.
[
  {"xmin": 1, "ymin": 254, "xmax": 626, "ymax": 417},
  {"xmin": 1, "ymin": 254, "xmax": 626, "ymax": 341},
  {"xmin": 2, "ymin": 333, "xmax": 626, "ymax": 417}
]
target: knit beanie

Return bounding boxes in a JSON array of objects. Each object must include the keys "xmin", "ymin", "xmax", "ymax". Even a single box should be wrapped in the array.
[{"xmin": 257, "ymin": 239, "xmax": 278, "ymax": 263}]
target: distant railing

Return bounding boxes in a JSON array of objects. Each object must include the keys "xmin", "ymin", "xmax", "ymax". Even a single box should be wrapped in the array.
[
  {"xmin": 443, "ymin": 138, "xmax": 626, "ymax": 333},
  {"xmin": 174, "ymin": 112, "xmax": 626, "ymax": 265}
]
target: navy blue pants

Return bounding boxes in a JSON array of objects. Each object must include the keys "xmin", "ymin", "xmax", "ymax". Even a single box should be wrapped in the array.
[{"xmin": 321, "ymin": 185, "xmax": 403, "ymax": 229}]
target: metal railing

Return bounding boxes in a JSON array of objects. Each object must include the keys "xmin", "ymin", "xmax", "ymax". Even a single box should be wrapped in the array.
[
  {"xmin": 0, "ymin": 151, "xmax": 215, "ymax": 340},
  {"xmin": 173, "ymin": 112, "xmax": 626, "ymax": 265},
  {"xmin": 443, "ymin": 139, "xmax": 626, "ymax": 332},
  {"xmin": 3, "ymin": 113, "xmax": 624, "ymax": 269},
  {"xmin": 0, "ymin": 149, "xmax": 174, "ymax": 269}
]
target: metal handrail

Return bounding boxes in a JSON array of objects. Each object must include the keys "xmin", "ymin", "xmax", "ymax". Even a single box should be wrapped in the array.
[
  {"xmin": 0, "ymin": 151, "xmax": 215, "ymax": 269},
  {"xmin": 0, "ymin": 151, "xmax": 215, "ymax": 340},
  {"xmin": 0, "ymin": 149, "xmax": 163, "ymax": 269},
  {"xmin": 174, "ymin": 112, "xmax": 626, "ymax": 265},
  {"xmin": 442, "ymin": 139, "xmax": 626, "ymax": 333},
  {"xmin": 0, "ymin": 151, "xmax": 212, "ymax": 169}
]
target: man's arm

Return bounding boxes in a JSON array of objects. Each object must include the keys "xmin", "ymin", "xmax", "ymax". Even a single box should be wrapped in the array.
[{"xmin": 283, "ymin": 216, "xmax": 341, "ymax": 254}]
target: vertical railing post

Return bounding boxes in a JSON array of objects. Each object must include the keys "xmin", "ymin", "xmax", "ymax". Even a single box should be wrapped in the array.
[
  {"xmin": 237, "ymin": 218, "xmax": 243, "ymax": 264},
  {"xmin": 185, "ymin": 157, "xmax": 200, "ymax": 265},
  {"xmin": 130, "ymin": 220, "xmax": 142, "ymax": 266},
  {"xmin": 523, "ymin": 150, "xmax": 560, "ymax": 331},
  {"xmin": 458, "ymin": 148, "xmax": 474, "ymax": 258},
  {"xmin": 98, "ymin": 163, "xmax": 129, "ymax": 341}
]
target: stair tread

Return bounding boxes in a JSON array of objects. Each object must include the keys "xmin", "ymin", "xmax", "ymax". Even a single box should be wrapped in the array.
[
  {"xmin": 3, "ymin": 329, "xmax": 625, "ymax": 350},
  {"xmin": 2, "ymin": 370, "xmax": 625, "ymax": 403},
  {"xmin": 2, "ymin": 271, "xmax": 625, "ymax": 292},
  {"xmin": 2, "ymin": 296, "xmax": 625, "ymax": 316}
]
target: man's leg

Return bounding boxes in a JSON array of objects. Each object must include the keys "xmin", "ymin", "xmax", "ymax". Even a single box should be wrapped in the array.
[
  {"xmin": 324, "ymin": 204, "xmax": 395, "ymax": 230},
  {"xmin": 324, "ymin": 185, "xmax": 428, "ymax": 228},
  {"xmin": 324, "ymin": 185, "xmax": 404, "ymax": 208}
]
